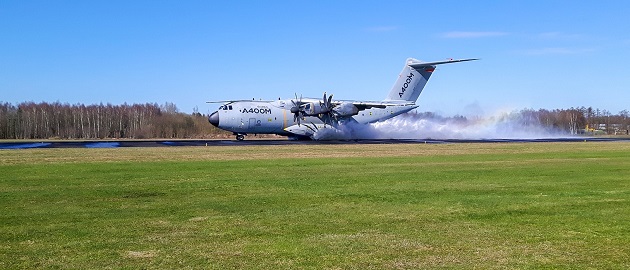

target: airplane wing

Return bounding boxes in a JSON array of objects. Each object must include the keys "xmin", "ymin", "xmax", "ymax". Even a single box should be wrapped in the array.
[
  {"xmin": 206, "ymin": 100, "xmax": 275, "ymax": 104},
  {"xmin": 331, "ymin": 100, "xmax": 415, "ymax": 110}
]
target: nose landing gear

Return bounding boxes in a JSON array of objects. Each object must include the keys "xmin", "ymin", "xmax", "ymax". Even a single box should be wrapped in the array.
[{"xmin": 235, "ymin": 133, "xmax": 246, "ymax": 141}]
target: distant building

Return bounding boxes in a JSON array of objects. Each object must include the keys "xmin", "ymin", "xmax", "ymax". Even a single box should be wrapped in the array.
[{"xmin": 594, "ymin": 123, "xmax": 629, "ymax": 135}]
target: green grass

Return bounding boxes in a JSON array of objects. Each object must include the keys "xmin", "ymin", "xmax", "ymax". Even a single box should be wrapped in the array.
[{"xmin": 1, "ymin": 143, "xmax": 629, "ymax": 269}]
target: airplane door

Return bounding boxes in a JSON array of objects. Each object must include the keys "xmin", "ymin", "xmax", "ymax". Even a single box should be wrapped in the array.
[{"xmin": 248, "ymin": 118, "xmax": 260, "ymax": 129}]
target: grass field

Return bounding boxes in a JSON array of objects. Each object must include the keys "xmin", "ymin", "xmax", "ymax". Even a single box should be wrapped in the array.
[{"xmin": 1, "ymin": 142, "xmax": 629, "ymax": 269}]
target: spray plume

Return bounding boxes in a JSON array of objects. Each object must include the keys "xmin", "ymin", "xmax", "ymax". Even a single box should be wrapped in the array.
[{"xmin": 311, "ymin": 110, "xmax": 569, "ymax": 140}]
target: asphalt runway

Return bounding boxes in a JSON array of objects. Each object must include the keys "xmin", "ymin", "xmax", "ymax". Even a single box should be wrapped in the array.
[{"xmin": 2, "ymin": 137, "xmax": 630, "ymax": 149}]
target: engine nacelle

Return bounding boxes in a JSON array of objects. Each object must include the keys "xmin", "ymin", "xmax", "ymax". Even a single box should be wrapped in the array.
[
  {"xmin": 302, "ymin": 102, "xmax": 330, "ymax": 116},
  {"xmin": 332, "ymin": 102, "xmax": 359, "ymax": 116}
]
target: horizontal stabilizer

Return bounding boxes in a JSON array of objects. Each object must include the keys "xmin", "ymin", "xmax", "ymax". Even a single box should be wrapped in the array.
[{"xmin": 408, "ymin": 58, "xmax": 479, "ymax": 69}]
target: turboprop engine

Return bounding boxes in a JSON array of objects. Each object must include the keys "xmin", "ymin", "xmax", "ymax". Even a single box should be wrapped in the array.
[
  {"xmin": 290, "ymin": 92, "xmax": 335, "ymax": 125},
  {"xmin": 332, "ymin": 102, "xmax": 359, "ymax": 117}
]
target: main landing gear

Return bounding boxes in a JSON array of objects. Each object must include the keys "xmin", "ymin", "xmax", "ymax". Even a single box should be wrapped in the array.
[{"xmin": 235, "ymin": 133, "xmax": 246, "ymax": 141}]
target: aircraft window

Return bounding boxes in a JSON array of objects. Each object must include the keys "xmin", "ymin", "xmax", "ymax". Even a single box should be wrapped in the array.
[
  {"xmin": 228, "ymin": 105, "xmax": 233, "ymax": 110},
  {"xmin": 219, "ymin": 105, "xmax": 225, "ymax": 110}
]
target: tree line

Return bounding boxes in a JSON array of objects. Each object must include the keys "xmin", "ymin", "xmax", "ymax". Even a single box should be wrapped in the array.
[
  {"xmin": 516, "ymin": 107, "xmax": 630, "ymax": 135},
  {"xmin": 0, "ymin": 102, "xmax": 628, "ymax": 139},
  {"xmin": 0, "ymin": 101, "xmax": 229, "ymax": 139}
]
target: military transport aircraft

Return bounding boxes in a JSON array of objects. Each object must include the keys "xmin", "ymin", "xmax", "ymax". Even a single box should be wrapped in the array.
[{"xmin": 207, "ymin": 57, "xmax": 477, "ymax": 141}]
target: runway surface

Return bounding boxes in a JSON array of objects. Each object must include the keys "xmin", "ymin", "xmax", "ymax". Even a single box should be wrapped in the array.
[{"xmin": 2, "ymin": 137, "xmax": 630, "ymax": 149}]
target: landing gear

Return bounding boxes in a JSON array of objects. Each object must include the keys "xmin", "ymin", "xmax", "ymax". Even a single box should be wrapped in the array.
[
  {"xmin": 287, "ymin": 135, "xmax": 312, "ymax": 141},
  {"xmin": 235, "ymin": 134, "xmax": 245, "ymax": 141}
]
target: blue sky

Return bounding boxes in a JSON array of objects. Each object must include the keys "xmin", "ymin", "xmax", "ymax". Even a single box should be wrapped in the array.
[{"xmin": 2, "ymin": 1, "xmax": 629, "ymax": 115}]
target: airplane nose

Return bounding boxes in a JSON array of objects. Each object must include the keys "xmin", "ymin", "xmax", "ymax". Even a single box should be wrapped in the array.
[{"xmin": 208, "ymin": 111, "xmax": 219, "ymax": 127}]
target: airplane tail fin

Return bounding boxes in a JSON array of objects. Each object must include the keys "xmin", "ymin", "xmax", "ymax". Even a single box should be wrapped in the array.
[{"xmin": 384, "ymin": 58, "xmax": 478, "ymax": 102}]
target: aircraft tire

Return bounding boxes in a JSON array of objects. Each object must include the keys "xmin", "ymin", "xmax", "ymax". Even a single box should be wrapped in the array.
[{"xmin": 236, "ymin": 134, "xmax": 245, "ymax": 141}]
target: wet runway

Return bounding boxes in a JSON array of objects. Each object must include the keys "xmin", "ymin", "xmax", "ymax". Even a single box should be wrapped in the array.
[{"xmin": 2, "ymin": 137, "xmax": 630, "ymax": 149}]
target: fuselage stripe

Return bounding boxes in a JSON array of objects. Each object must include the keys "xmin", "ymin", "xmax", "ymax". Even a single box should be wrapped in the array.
[{"xmin": 283, "ymin": 109, "xmax": 287, "ymax": 129}]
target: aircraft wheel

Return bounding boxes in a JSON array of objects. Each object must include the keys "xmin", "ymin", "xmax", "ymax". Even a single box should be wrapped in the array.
[{"xmin": 236, "ymin": 134, "xmax": 245, "ymax": 141}]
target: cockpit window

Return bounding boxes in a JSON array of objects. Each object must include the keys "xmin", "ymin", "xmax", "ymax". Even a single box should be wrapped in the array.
[{"xmin": 228, "ymin": 105, "xmax": 233, "ymax": 110}]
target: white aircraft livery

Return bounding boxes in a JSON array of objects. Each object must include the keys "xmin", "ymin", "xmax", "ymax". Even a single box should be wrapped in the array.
[{"xmin": 208, "ymin": 57, "xmax": 477, "ymax": 140}]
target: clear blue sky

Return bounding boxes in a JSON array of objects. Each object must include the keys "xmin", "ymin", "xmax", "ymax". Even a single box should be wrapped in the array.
[{"xmin": 2, "ymin": 1, "xmax": 629, "ymax": 115}]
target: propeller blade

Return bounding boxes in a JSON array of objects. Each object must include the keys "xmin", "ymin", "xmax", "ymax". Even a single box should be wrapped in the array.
[
  {"xmin": 327, "ymin": 94, "xmax": 333, "ymax": 109},
  {"xmin": 304, "ymin": 124, "xmax": 316, "ymax": 133}
]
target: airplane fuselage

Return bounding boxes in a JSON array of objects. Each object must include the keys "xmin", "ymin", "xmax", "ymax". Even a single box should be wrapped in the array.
[{"xmin": 210, "ymin": 99, "xmax": 417, "ymax": 136}]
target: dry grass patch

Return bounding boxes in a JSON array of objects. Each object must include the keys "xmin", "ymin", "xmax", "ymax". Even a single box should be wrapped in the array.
[{"xmin": 124, "ymin": 250, "xmax": 158, "ymax": 259}]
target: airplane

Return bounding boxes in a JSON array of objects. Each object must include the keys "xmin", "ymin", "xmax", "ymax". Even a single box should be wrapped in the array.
[{"xmin": 207, "ymin": 57, "xmax": 478, "ymax": 141}]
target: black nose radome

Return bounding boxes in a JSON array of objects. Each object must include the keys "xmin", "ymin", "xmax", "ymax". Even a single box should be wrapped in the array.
[{"xmin": 208, "ymin": 111, "xmax": 219, "ymax": 127}]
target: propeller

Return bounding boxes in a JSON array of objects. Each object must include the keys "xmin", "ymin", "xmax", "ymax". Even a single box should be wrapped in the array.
[
  {"xmin": 322, "ymin": 92, "xmax": 334, "ymax": 112},
  {"xmin": 290, "ymin": 92, "xmax": 338, "ymax": 126},
  {"xmin": 321, "ymin": 92, "xmax": 337, "ymax": 125},
  {"xmin": 290, "ymin": 93, "xmax": 304, "ymax": 126}
]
